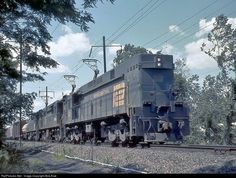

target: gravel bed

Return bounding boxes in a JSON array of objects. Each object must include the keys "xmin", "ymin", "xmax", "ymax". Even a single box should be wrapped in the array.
[{"xmin": 11, "ymin": 141, "xmax": 236, "ymax": 174}]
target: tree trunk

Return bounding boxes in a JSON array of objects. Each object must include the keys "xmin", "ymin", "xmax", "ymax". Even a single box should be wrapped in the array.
[
  {"xmin": 205, "ymin": 119, "xmax": 212, "ymax": 144},
  {"xmin": 225, "ymin": 114, "xmax": 232, "ymax": 145},
  {"xmin": 225, "ymin": 80, "xmax": 236, "ymax": 145},
  {"xmin": 0, "ymin": 118, "xmax": 4, "ymax": 148}
]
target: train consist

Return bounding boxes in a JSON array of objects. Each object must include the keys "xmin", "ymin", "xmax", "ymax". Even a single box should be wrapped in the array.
[{"xmin": 6, "ymin": 54, "xmax": 190, "ymax": 146}]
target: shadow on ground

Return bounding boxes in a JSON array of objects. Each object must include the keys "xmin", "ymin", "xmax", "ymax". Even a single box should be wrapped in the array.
[
  {"xmin": 22, "ymin": 149, "xmax": 129, "ymax": 174},
  {"xmin": 192, "ymin": 159, "xmax": 236, "ymax": 173}
]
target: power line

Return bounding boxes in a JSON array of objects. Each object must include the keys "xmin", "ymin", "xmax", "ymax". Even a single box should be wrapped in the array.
[
  {"xmin": 153, "ymin": 8, "xmax": 236, "ymax": 51},
  {"xmin": 70, "ymin": 59, "xmax": 84, "ymax": 72},
  {"xmin": 170, "ymin": 9, "xmax": 236, "ymax": 47},
  {"xmin": 108, "ymin": 0, "xmax": 167, "ymax": 45},
  {"xmin": 43, "ymin": 59, "xmax": 84, "ymax": 93},
  {"xmin": 71, "ymin": 63, "xmax": 85, "ymax": 76},
  {"xmin": 49, "ymin": 62, "xmax": 84, "ymax": 91},
  {"xmin": 153, "ymin": 0, "xmax": 235, "ymax": 49},
  {"xmin": 91, "ymin": 0, "xmax": 156, "ymax": 56},
  {"xmin": 106, "ymin": 0, "xmax": 155, "ymax": 42},
  {"xmin": 142, "ymin": 0, "xmax": 219, "ymax": 47},
  {"xmin": 39, "ymin": 63, "xmax": 84, "ymax": 102}
]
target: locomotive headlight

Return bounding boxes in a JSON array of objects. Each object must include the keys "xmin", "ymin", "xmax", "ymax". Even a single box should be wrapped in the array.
[
  {"xmin": 157, "ymin": 63, "xmax": 161, "ymax": 67},
  {"xmin": 157, "ymin": 58, "xmax": 161, "ymax": 62}
]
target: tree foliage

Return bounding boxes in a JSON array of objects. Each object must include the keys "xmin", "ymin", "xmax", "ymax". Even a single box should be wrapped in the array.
[
  {"xmin": 0, "ymin": 0, "xmax": 114, "ymax": 148},
  {"xmin": 174, "ymin": 59, "xmax": 233, "ymax": 145},
  {"xmin": 0, "ymin": 0, "xmax": 115, "ymax": 31},
  {"xmin": 173, "ymin": 58, "xmax": 204, "ymax": 144},
  {"xmin": 194, "ymin": 73, "xmax": 231, "ymax": 144},
  {"xmin": 201, "ymin": 14, "xmax": 236, "ymax": 144},
  {"xmin": 174, "ymin": 58, "xmax": 200, "ymax": 103},
  {"xmin": 201, "ymin": 14, "xmax": 236, "ymax": 73},
  {"xmin": 113, "ymin": 44, "xmax": 153, "ymax": 67}
]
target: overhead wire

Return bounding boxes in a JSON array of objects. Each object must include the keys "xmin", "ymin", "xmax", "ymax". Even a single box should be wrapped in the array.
[
  {"xmin": 152, "ymin": 0, "xmax": 235, "ymax": 49},
  {"xmin": 105, "ymin": 0, "xmax": 155, "ymax": 42},
  {"xmin": 90, "ymin": 0, "xmax": 157, "ymax": 56},
  {"xmin": 48, "ymin": 60, "xmax": 84, "ymax": 90},
  {"xmin": 107, "ymin": 0, "xmax": 167, "ymax": 45},
  {"xmin": 170, "ymin": 9, "xmax": 236, "ymax": 47},
  {"xmin": 142, "ymin": 0, "xmax": 219, "ymax": 47}
]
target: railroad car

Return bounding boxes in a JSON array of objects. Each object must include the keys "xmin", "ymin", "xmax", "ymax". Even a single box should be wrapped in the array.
[
  {"xmin": 5, "ymin": 120, "xmax": 26, "ymax": 140},
  {"xmin": 9, "ymin": 54, "xmax": 190, "ymax": 146},
  {"xmin": 5, "ymin": 126, "xmax": 13, "ymax": 139}
]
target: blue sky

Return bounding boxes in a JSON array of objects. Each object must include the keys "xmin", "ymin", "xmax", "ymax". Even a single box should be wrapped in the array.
[{"xmin": 22, "ymin": 0, "xmax": 236, "ymax": 112}]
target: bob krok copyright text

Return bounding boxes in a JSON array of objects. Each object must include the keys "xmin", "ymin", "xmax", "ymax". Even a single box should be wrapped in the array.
[{"xmin": 1, "ymin": 175, "xmax": 57, "ymax": 178}]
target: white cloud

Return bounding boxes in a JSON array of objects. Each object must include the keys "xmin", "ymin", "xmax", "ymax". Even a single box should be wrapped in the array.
[
  {"xmin": 184, "ymin": 38, "xmax": 218, "ymax": 70},
  {"xmin": 148, "ymin": 45, "xmax": 184, "ymax": 63},
  {"xmin": 195, "ymin": 18, "xmax": 215, "ymax": 38},
  {"xmin": 169, "ymin": 25, "xmax": 184, "ymax": 35},
  {"xmin": 147, "ymin": 48, "xmax": 159, "ymax": 54},
  {"xmin": 195, "ymin": 17, "xmax": 236, "ymax": 38},
  {"xmin": 33, "ymin": 98, "xmax": 45, "ymax": 112},
  {"xmin": 161, "ymin": 43, "xmax": 174, "ymax": 54},
  {"xmin": 108, "ymin": 44, "xmax": 122, "ymax": 56},
  {"xmin": 148, "ymin": 43, "xmax": 174, "ymax": 55},
  {"xmin": 228, "ymin": 18, "xmax": 236, "ymax": 28},
  {"xmin": 49, "ymin": 32, "xmax": 91, "ymax": 57}
]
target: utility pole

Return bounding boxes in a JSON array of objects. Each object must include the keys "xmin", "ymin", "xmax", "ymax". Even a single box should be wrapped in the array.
[
  {"xmin": 89, "ymin": 36, "xmax": 122, "ymax": 74},
  {"xmin": 19, "ymin": 30, "xmax": 23, "ymax": 147},
  {"xmin": 103, "ymin": 36, "xmax": 107, "ymax": 73},
  {"xmin": 39, "ymin": 86, "xmax": 55, "ymax": 108}
]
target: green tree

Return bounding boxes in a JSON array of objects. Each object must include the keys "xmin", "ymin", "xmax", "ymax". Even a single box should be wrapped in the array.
[
  {"xmin": 0, "ymin": 0, "xmax": 114, "ymax": 148},
  {"xmin": 173, "ymin": 58, "xmax": 202, "ymax": 144},
  {"xmin": 201, "ymin": 14, "xmax": 236, "ymax": 144},
  {"xmin": 195, "ymin": 73, "xmax": 231, "ymax": 144},
  {"xmin": 173, "ymin": 58, "xmax": 200, "ymax": 102},
  {"xmin": 113, "ymin": 44, "xmax": 153, "ymax": 67},
  {"xmin": 174, "ymin": 59, "xmax": 232, "ymax": 145}
]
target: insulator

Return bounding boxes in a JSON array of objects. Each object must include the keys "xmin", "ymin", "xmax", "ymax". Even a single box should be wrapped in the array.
[
  {"xmin": 119, "ymin": 119, "xmax": 127, "ymax": 125},
  {"xmin": 100, "ymin": 121, "xmax": 107, "ymax": 126}
]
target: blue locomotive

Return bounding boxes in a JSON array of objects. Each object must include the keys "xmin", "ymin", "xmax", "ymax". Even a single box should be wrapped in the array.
[{"xmin": 8, "ymin": 54, "xmax": 190, "ymax": 146}]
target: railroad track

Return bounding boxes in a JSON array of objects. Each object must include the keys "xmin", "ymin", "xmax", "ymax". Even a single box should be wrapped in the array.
[
  {"xmin": 6, "ymin": 140, "xmax": 236, "ymax": 154},
  {"xmin": 150, "ymin": 143, "xmax": 236, "ymax": 153},
  {"xmin": 96, "ymin": 141, "xmax": 236, "ymax": 154},
  {"xmin": 75, "ymin": 141, "xmax": 236, "ymax": 154}
]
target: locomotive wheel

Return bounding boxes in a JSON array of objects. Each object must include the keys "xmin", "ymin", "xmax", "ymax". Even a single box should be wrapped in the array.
[
  {"xmin": 121, "ymin": 139, "xmax": 129, "ymax": 147},
  {"xmin": 159, "ymin": 141, "xmax": 165, "ymax": 144},
  {"xmin": 111, "ymin": 140, "xmax": 119, "ymax": 147},
  {"xmin": 128, "ymin": 141, "xmax": 137, "ymax": 148},
  {"xmin": 100, "ymin": 137, "xmax": 106, "ymax": 143}
]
